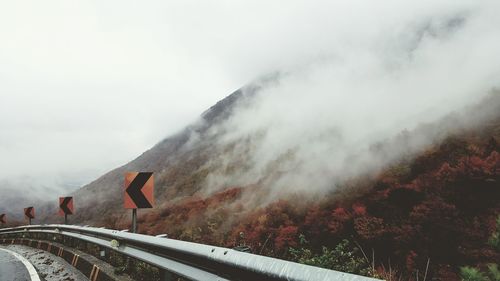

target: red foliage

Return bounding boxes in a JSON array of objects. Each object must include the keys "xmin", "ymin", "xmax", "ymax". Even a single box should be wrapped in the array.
[
  {"xmin": 133, "ymin": 130, "xmax": 500, "ymax": 277},
  {"xmin": 332, "ymin": 207, "xmax": 350, "ymax": 220},
  {"xmin": 405, "ymin": 251, "xmax": 418, "ymax": 272},
  {"xmin": 354, "ymin": 215, "xmax": 385, "ymax": 241},
  {"xmin": 205, "ymin": 187, "xmax": 242, "ymax": 205},
  {"xmin": 303, "ymin": 205, "xmax": 329, "ymax": 237},
  {"xmin": 352, "ymin": 203, "xmax": 367, "ymax": 216},
  {"xmin": 455, "ymin": 154, "xmax": 497, "ymax": 178},
  {"xmin": 274, "ymin": 225, "xmax": 298, "ymax": 251},
  {"xmin": 327, "ymin": 207, "xmax": 351, "ymax": 235},
  {"xmin": 436, "ymin": 162, "xmax": 454, "ymax": 181},
  {"xmin": 436, "ymin": 151, "xmax": 500, "ymax": 181},
  {"xmin": 409, "ymin": 198, "xmax": 458, "ymax": 223}
]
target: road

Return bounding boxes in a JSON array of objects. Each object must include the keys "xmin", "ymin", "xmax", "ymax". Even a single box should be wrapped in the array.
[
  {"xmin": 4, "ymin": 245, "xmax": 88, "ymax": 281},
  {"xmin": 0, "ymin": 248, "xmax": 33, "ymax": 281}
]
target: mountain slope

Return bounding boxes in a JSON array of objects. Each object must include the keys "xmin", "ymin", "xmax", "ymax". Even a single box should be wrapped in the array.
[
  {"xmin": 36, "ymin": 86, "xmax": 500, "ymax": 226},
  {"xmin": 35, "ymin": 80, "xmax": 263, "ymax": 224},
  {"xmin": 31, "ymin": 85, "xmax": 500, "ymax": 279},
  {"xmin": 112, "ymin": 93, "xmax": 499, "ymax": 280}
]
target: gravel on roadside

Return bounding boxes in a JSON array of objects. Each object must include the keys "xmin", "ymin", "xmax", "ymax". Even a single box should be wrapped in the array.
[{"xmin": 4, "ymin": 244, "xmax": 89, "ymax": 281}]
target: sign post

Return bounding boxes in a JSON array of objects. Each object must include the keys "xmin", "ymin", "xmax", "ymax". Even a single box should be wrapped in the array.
[
  {"xmin": 24, "ymin": 207, "xmax": 35, "ymax": 225},
  {"xmin": 124, "ymin": 172, "xmax": 154, "ymax": 233},
  {"xmin": 132, "ymin": 209, "xmax": 137, "ymax": 233},
  {"xmin": 59, "ymin": 197, "xmax": 74, "ymax": 224},
  {"xmin": 0, "ymin": 214, "xmax": 6, "ymax": 226}
]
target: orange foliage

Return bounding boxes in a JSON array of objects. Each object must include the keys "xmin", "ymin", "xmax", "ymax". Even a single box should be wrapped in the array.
[{"xmin": 127, "ymin": 133, "xmax": 499, "ymax": 278}]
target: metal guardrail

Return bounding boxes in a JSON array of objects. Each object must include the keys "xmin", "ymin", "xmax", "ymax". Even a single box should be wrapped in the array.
[{"xmin": 0, "ymin": 225, "xmax": 381, "ymax": 281}]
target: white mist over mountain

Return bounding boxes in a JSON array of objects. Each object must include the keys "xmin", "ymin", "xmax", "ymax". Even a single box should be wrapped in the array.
[
  {"xmin": 197, "ymin": 2, "xmax": 500, "ymax": 199},
  {"xmin": 1, "ymin": 1, "xmax": 500, "ymax": 209}
]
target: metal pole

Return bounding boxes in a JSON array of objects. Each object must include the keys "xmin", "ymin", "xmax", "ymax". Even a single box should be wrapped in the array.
[
  {"xmin": 132, "ymin": 209, "xmax": 137, "ymax": 233},
  {"xmin": 64, "ymin": 214, "xmax": 68, "ymax": 225},
  {"xmin": 28, "ymin": 218, "xmax": 31, "ymax": 225}
]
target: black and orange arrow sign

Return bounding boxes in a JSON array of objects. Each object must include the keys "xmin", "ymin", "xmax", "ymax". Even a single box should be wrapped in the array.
[
  {"xmin": 24, "ymin": 207, "xmax": 35, "ymax": 220},
  {"xmin": 0, "ymin": 214, "xmax": 5, "ymax": 224},
  {"xmin": 124, "ymin": 172, "xmax": 154, "ymax": 209},
  {"xmin": 59, "ymin": 197, "xmax": 74, "ymax": 216}
]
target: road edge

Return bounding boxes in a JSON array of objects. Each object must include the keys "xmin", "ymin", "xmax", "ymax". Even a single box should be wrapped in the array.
[{"xmin": 0, "ymin": 247, "xmax": 41, "ymax": 281}]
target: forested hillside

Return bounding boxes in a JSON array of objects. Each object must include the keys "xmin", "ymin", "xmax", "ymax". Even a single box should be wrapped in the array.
[{"xmin": 98, "ymin": 93, "xmax": 500, "ymax": 280}]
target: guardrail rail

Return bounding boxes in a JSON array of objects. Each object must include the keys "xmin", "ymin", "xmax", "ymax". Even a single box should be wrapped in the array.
[{"xmin": 0, "ymin": 225, "xmax": 381, "ymax": 281}]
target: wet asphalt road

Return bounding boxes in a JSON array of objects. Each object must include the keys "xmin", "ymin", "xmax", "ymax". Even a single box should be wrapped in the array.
[{"xmin": 0, "ymin": 249, "xmax": 31, "ymax": 281}]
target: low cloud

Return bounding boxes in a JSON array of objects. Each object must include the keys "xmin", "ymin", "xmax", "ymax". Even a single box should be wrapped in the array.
[
  {"xmin": 198, "ymin": 1, "xmax": 500, "ymax": 200},
  {"xmin": 1, "ymin": 1, "xmax": 499, "ymax": 209}
]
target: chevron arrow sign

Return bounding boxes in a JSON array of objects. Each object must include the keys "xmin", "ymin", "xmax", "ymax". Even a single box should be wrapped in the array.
[
  {"xmin": 24, "ymin": 207, "xmax": 35, "ymax": 219},
  {"xmin": 59, "ymin": 197, "xmax": 74, "ymax": 216},
  {"xmin": 124, "ymin": 172, "xmax": 154, "ymax": 209},
  {"xmin": 0, "ymin": 214, "xmax": 5, "ymax": 224}
]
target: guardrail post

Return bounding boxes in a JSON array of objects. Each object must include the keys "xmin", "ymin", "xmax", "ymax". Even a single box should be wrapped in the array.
[
  {"xmin": 99, "ymin": 246, "xmax": 107, "ymax": 262},
  {"xmin": 160, "ymin": 269, "xmax": 175, "ymax": 281}
]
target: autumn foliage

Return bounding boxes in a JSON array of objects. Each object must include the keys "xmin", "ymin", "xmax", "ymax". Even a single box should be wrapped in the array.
[{"xmin": 105, "ymin": 129, "xmax": 499, "ymax": 280}]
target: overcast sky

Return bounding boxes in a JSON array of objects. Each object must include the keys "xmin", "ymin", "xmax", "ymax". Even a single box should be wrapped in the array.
[{"xmin": 1, "ymin": 1, "xmax": 499, "ymax": 194}]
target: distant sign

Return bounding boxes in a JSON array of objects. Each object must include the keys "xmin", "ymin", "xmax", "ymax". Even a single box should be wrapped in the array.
[
  {"xmin": 0, "ymin": 214, "xmax": 5, "ymax": 224},
  {"xmin": 124, "ymin": 172, "xmax": 154, "ymax": 209},
  {"xmin": 59, "ymin": 197, "xmax": 74, "ymax": 216},
  {"xmin": 24, "ymin": 207, "xmax": 35, "ymax": 220}
]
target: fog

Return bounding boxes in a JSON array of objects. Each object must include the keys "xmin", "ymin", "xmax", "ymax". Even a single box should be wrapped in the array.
[
  {"xmin": 199, "ymin": 1, "xmax": 500, "ymax": 199},
  {"xmin": 1, "ymin": 1, "xmax": 500, "ymax": 206}
]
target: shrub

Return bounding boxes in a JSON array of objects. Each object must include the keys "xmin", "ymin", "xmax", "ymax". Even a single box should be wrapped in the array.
[
  {"xmin": 488, "ymin": 216, "xmax": 500, "ymax": 251},
  {"xmin": 459, "ymin": 215, "xmax": 500, "ymax": 281},
  {"xmin": 289, "ymin": 235, "xmax": 374, "ymax": 277},
  {"xmin": 460, "ymin": 266, "xmax": 489, "ymax": 281},
  {"xmin": 487, "ymin": 264, "xmax": 500, "ymax": 281}
]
